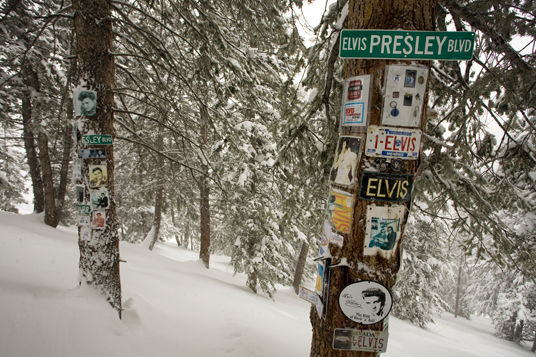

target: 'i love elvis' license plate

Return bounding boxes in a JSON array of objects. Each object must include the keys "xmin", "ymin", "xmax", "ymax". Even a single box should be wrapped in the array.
[{"xmin": 365, "ymin": 125, "xmax": 421, "ymax": 159}]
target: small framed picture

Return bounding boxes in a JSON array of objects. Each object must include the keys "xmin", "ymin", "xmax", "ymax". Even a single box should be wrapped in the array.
[
  {"xmin": 330, "ymin": 135, "xmax": 363, "ymax": 188},
  {"xmin": 78, "ymin": 149, "xmax": 106, "ymax": 159},
  {"xmin": 73, "ymin": 88, "xmax": 97, "ymax": 117},
  {"xmin": 77, "ymin": 215, "xmax": 91, "ymax": 227},
  {"xmin": 88, "ymin": 164, "xmax": 107, "ymax": 188},
  {"xmin": 91, "ymin": 210, "xmax": 106, "ymax": 230},
  {"xmin": 90, "ymin": 188, "xmax": 109, "ymax": 209}
]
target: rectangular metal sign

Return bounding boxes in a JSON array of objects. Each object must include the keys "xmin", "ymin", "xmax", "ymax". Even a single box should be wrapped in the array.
[
  {"xmin": 381, "ymin": 64, "xmax": 428, "ymax": 128},
  {"xmin": 82, "ymin": 134, "xmax": 113, "ymax": 146},
  {"xmin": 77, "ymin": 204, "xmax": 91, "ymax": 215},
  {"xmin": 340, "ymin": 30, "xmax": 475, "ymax": 60},
  {"xmin": 365, "ymin": 125, "xmax": 421, "ymax": 159},
  {"xmin": 333, "ymin": 329, "xmax": 388, "ymax": 352},
  {"xmin": 359, "ymin": 171, "xmax": 414, "ymax": 202},
  {"xmin": 340, "ymin": 75, "xmax": 371, "ymax": 127}
]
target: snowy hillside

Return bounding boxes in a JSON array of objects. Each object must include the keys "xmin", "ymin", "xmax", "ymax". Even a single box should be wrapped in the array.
[{"xmin": 0, "ymin": 212, "xmax": 532, "ymax": 357}]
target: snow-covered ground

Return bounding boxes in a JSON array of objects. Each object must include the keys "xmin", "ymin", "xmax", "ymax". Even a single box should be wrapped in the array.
[{"xmin": 0, "ymin": 212, "xmax": 532, "ymax": 357}]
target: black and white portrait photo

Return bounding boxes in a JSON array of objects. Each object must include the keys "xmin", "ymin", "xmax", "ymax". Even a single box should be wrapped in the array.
[{"xmin": 74, "ymin": 88, "xmax": 97, "ymax": 117}]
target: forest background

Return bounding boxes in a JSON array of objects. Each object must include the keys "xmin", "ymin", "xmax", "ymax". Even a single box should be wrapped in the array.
[{"xmin": 0, "ymin": 0, "xmax": 535, "ymax": 349}]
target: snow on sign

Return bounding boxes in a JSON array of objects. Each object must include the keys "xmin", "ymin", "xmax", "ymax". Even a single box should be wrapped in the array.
[
  {"xmin": 339, "ymin": 281, "xmax": 393, "ymax": 325},
  {"xmin": 365, "ymin": 125, "xmax": 421, "ymax": 159},
  {"xmin": 333, "ymin": 328, "xmax": 388, "ymax": 352},
  {"xmin": 340, "ymin": 75, "xmax": 371, "ymax": 126}
]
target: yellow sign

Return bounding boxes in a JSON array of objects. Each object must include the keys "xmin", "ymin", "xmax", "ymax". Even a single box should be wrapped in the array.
[{"xmin": 328, "ymin": 189, "xmax": 354, "ymax": 234}]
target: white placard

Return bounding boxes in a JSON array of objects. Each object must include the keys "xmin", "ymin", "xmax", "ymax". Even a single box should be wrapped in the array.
[
  {"xmin": 299, "ymin": 286, "xmax": 324, "ymax": 318},
  {"xmin": 80, "ymin": 227, "xmax": 91, "ymax": 241},
  {"xmin": 298, "ymin": 286, "xmax": 320, "ymax": 304},
  {"xmin": 339, "ymin": 281, "xmax": 392, "ymax": 325},
  {"xmin": 77, "ymin": 215, "xmax": 91, "ymax": 227},
  {"xmin": 341, "ymin": 75, "xmax": 371, "ymax": 127},
  {"xmin": 364, "ymin": 204, "xmax": 406, "ymax": 259},
  {"xmin": 323, "ymin": 219, "xmax": 344, "ymax": 249},
  {"xmin": 365, "ymin": 125, "xmax": 421, "ymax": 159},
  {"xmin": 381, "ymin": 64, "xmax": 428, "ymax": 127}
]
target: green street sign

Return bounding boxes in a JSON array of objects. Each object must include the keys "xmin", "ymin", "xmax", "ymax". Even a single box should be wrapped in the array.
[
  {"xmin": 77, "ymin": 204, "xmax": 90, "ymax": 215},
  {"xmin": 340, "ymin": 30, "xmax": 475, "ymax": 60},
  {"xmin": 82, "ymin": 134, "xmax": 113, "ymax": 146}
]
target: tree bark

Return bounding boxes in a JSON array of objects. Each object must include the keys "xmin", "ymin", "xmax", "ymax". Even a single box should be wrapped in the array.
[
  {"xmin": 37, "ymin": 132, "xmax": 59, "ymax": 227},
  {"xmin": 309, "ymin": 1, "xmax": 437, "ymax": 356},
  {"xmin": 198, "ymin": 96, "xmax": 211, "ymax": 268},
  {"xmin": 454, "ymin": 254, "xmax": 464, "ymax": 318},
  {"xmin": 55, "ymin": 117, "xmax": 72, "ymax": 223},
  {"xmin": 21, "ymin": 63, "xmax": 44, "ymax": 213},
  {"xmin": 54, "ymin": 58, "xmax": 76, "ymax": 224},
  {"xmin": 199, "ymin": 172, "xmax": 211, "ymax": 268},
  {"xmin": 73, "ymin": 0, "xmax": 121, "ymax": 317},
  {"xmin": 148, "ymin": 124, "xmax": 165, "ymax": 251},
  {"xmin": 293, "ymin": 240, "xmax": 310, "ymax": 294}
]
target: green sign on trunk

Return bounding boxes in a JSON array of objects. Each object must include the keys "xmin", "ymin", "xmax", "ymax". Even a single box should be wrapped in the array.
[
  {"xmin": 82, "ymin": 134, "xmax": 113, "ymax": 146},
  {"xmin": 339, "ymin": 30, "xmax": 475, "ymax": 60}
]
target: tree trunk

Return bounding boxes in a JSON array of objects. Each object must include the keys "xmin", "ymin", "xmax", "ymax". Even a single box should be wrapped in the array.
[
  {"xmin": 73, "ymin": 0, "xmax": 121, "ymax": 317},
  {"xmin": 309, "ymin": 1, "xmax": 437, "ymax": 356},
  {"xmin": 55, "ymin": 118, "xmax": 72, "ymax": 223},
  {"xmin": 54, "ymin": 60, "xmax": 75, "ymax": 224},
  {"xmin": 199, "ymin": 172, "xmax": 210, "ymax": 268},
  {"xmin": 198, "ymin": 97, "xmax": 211, "ymax": 268},
  {"xmin": 531, "ymin": 329, "xmax": 536, "ymax": 352},
  {"xmin": 148, "ymin": 184, "xmax": 164, "ymax": 251},
  {"xmin": 21, "ymin": 63, "xmax": 44, "ymax": 213},
  {"xmin": 148, "ymin": 124, "xmax": 165, "ymax": 251},
  {"xmin": 454, "ymin": 254, "xmax": 464, "ymax": 318},
  {"xmin": 508, "ymin": 311, "xmax": 517, "ymax": 341},
  {"xmin": 293, "ymin": 240, "xmax": 310, "ymax": 294},
  {"xmin": 185, "ymin": 219, "xmax": 191, "ymax": 250},
  {"xmin": 37, "ymin": 132, "xmax": 59, "ymax": 227},
  {"xmin": 514, "ymin": 319, "xmax": 524, "ymax": 343}
]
